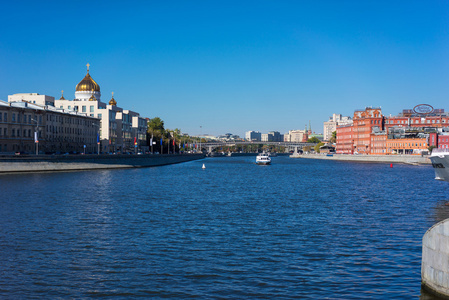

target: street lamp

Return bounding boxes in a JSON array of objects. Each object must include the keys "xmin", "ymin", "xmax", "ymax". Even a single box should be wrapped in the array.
[
  {"xmin": 199, "ymin": 125, "xmax": 202, "ymax": 153},
  {"xmin": 31, "ymin": 117, "xmax": 39, "ymax": 155},
  {"xmin": 171, "ymin": 130, "xmax": 177, "ymax": 154},
  {"xmin": 92, "ymin": 123, "xmax": 100, "ymax": 155}
]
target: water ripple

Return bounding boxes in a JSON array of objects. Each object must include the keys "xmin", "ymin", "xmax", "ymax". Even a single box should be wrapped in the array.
[{"xmin": 0, "ymin": 157, "xmax": 445, "ymax": 298}]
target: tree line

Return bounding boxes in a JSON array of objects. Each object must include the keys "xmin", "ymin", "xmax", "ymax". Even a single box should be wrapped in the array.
[{"xmin": 146, "ymin": 117, "xmax": 205, "ymax": 153}]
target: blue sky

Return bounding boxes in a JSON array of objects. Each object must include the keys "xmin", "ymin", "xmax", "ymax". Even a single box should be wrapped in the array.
[{"xmin": 1, "ymin": 1, "xmax": 448, "ymax": 137}]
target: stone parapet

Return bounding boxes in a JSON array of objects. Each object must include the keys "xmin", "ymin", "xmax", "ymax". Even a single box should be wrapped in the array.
[
  {"xmin": 0, "ymin": 154, "xmax": 205, "ymax": 173},
  {"xmin": 422, "ymin": 218, "xmax": 449, "ymax": 298}
]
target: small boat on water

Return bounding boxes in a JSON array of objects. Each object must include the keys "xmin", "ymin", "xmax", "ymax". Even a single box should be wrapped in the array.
[
  {"xmin": 256, "ymin": 153, "xmax": 271, "ymax": 165},
  {"xmin": 430, "ymin": 149, "xmax": 449, "ymax": 182}
]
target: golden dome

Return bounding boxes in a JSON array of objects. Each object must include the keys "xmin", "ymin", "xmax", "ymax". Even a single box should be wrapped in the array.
[
  {"xmin": 59, "ymin": 90, "xmax": 65, "ymax": 100},
  {"xmin": 109, "ymin": 92, "xmax": 117, "ymax": 106},
  {"xmin": 76, "ymin": 63, "xmax": 100, "ymax": 92}
]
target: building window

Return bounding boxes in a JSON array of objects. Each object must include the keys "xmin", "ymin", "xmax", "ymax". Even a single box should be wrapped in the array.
[
  {"xmin": 98, "ymin": 114, "xmax": 102, "ymax": 119},
  {"xmin": 12, "ymin": 114, "xmax": 15, "ymax": 122},
  {"xmin": 3, "ymin": 128, "xmax": 6, "ymax": 137},
  {"xmin": 68, "ymin": 106, "xmax": 72, "ymax": 110},
  {"xmin": 82, "ymin": 106, "xmax": 86, "ymax": 113},
  {"xmin": 90, "ymin": 106, "xmax": 94, "ymax": 112},
  {"xmin": 4, "ymin": 113, "xmax": 7, "ymax": 121},
  {"xmin": 11, "ymin": 129, "xmax": 15, "ymax": 137}
]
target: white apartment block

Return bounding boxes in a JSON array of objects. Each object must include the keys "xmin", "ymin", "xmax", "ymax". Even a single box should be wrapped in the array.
[
  {"xmin": 323, "ymin": 113, "xmax": 352, "ymax": 141},
  {"xmin": 284, "ymin": 130, "xmax": 307, "ymax": 142},
  {"xmin": 245, "ymin": 131, "xmax": 261, "ymax": 141}
]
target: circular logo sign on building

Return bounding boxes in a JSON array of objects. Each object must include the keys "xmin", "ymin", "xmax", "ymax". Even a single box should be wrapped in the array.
[{"xmin": 413, "ymin": 104, "xmax": 434, "ymax": 115}]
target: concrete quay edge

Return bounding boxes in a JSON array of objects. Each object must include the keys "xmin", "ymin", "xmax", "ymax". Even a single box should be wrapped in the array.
[
  {"xmin": 0, "ymin": 154, "xmax": 205, "ymax": 174},
  {"xmin": 422, "ymin": 218, "xmax": 449, "ymax": 299},
  {"xmin": 290, "ymin": 154, "xmax": 431, "ymax": 165}
]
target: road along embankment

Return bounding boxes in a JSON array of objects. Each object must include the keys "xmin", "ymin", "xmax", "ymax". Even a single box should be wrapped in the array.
[
  {"xmin": 422, "ymin": 218, "xmax": 449, "ymax": 298},
  {"xmin": 0, "ymin": 154, "xmax": 205, "ymax": 174},
  {"xmin": 290, "ymin": 154, "xmax": 431, "ymax": 165}
]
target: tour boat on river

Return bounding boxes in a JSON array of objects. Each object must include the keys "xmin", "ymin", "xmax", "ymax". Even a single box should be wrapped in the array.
[
  {"xmin": 256, "ymin": 153, "xmax": 271, "ymax": 165},
  {"xmin": 430, "ymin": 149, "xmax": 449, "ymax": 182}
]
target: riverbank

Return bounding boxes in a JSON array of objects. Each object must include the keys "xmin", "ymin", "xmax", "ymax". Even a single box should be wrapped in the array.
[
  {"xmin": 210, "ymin": 152, "xmax": 290, "ymax": 157},
  {"xmin": 0, "ymin": 153, "xmax": 205, "ymax": 174},
  {"xmin": 290, "ymin": 153, "xmax": 431, "ymax": 165}
]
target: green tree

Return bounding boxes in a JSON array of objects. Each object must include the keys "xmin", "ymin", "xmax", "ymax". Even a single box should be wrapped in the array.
[
  {"xmin": 147, "ymin": 117, "xmax": 165, "ymax": 137},
  {"xmin": 307, "ymin": 136, "xmax": 321, "ymax": 143},
  {"xmin": 329, "ymin": 131, "xmax": 337, "ymax": 144},
  {"xmin": 314, "ymin": 142, "xmax": 325, "ymax": 153},
  {"xmin": 428, "ymin": 145, "xmax": 437, "ymax": 153},
  {"xmin": 147, "ymin": 117, "xmax": 166, "ymax": 153}
]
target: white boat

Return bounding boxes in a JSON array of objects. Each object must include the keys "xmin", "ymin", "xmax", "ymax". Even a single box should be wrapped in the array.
[
  {"xmin": 256, "ymin": 153, "xmax": 271, "ymax": 165},
  {"xmin": 430, "ymin": 149, "xmax": 449, "ymax": 182}
]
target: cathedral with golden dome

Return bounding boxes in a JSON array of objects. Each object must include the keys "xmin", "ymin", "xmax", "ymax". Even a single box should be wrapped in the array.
[
  {"xmin": 53, "ymin": 64, "xmax": 148, "ymax": 153},
  {"xmin": 3, "ymin": 64, "xmax": 148, "ymax": 154},
  {"xmin": 75, "ymin": 63, "xmax": 101, "ymax": 101}
]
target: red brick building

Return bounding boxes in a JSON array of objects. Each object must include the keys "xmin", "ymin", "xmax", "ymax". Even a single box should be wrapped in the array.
[
  {"xmin": 336, "ymin": 124, "xmax": 353, "ymax": 154},
  {"xmin": 352, "ymin": 108, "xmax": 383, "ymax": 154},
  {"xmin": 370, "ymin": 133, "xmax": 387, "ymax": 154},
  {"xmin": 335, "ymin": 106, "xmax": 449, "ymax": 155},
  {"xmin": 438, "ymin": 134, "xmax": 449, "ymax": 149}
]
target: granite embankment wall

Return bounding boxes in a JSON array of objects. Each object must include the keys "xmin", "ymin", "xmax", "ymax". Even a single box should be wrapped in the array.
[
  {"xmin": 422, "ymin": 218, "xmax": 449, "ymax": 298},
  {"xmin": 290, "ymin": 154, "xmax": 431, "ymax": 165},
  {"xmin": 0, "ymin": 154, "xmax": 205, "ymax": 173}
]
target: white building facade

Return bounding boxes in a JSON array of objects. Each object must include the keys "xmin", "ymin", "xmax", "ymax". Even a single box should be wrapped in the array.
[
  {"xmin": 54, "ymin": 65, "xmax": 148, "ymax": 153},
  {"xmin": 245, "ymin": 131, "xmax": 261, "ymax": 141},
  {"xmin": 284, "ymin": 130, "xmax": 307, "ymax": 142},
  {"xmin": 323, "ymin": 113, "xmax": 352, "ymax": 141}
]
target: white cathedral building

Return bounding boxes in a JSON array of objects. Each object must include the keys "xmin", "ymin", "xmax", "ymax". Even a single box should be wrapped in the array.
[{"xmin": 8, "ymin": 64, "xmax": 148, "ymax": 153}]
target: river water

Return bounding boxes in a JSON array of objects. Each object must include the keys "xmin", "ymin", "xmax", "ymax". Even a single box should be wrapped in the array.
[{"xmin": 0, "ymin": 156, "xmax": 448, "ymax": 299}]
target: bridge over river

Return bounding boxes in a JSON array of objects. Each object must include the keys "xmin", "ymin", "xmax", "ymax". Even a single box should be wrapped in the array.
[{"xmin": 200, "ymin": 141, "xmax": 316, "ymax": 154}]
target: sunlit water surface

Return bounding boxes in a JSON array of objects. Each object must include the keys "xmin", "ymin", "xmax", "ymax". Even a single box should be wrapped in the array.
[{"xmin": 0, "ymin": 156, "xmax": 448, "ymax": 299}]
